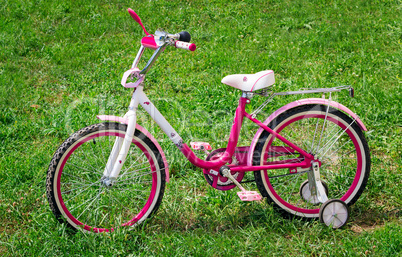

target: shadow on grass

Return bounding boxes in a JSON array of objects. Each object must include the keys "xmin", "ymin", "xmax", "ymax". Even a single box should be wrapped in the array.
[{"xmin": 351, "ymin": 205, "xmax": 400, "ymax": 230}]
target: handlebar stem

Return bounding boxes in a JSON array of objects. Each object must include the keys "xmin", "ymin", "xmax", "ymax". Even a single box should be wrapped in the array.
[
  {"xmin": 140, "ymin": 43, "xmax": 167, "ymax": 75},
  {"xmin": 132, "ymin": 45, "xmax": 145, "ymax": 69}
]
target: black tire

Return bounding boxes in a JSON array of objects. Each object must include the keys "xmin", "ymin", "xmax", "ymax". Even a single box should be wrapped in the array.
[
  {"xmin": 253, "ymin": 105, "xmax": 370, "ymax": 218},
  {"xmin": 46, "ymin": 122, "xmax": 166, "ymax": 232}
]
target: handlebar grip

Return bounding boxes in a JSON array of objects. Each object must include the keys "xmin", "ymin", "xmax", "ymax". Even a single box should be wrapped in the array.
[{"xmin": 175, "ymin": 41, "xmax": 197, "ymax": 51}]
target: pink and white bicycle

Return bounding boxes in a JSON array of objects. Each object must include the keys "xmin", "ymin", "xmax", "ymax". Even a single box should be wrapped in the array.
[{"xmin": 46, "ymin": 8, "xmax": 371, "ymax": 233}]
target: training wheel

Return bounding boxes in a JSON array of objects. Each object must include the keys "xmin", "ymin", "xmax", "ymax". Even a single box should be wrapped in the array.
[
  {"xmin": 319, "ymin": 199, "xmax": 350, "ymax": 229},
  {"xmin": 299, "ymin": 180, "xmax": 328, "ymax": 205}
]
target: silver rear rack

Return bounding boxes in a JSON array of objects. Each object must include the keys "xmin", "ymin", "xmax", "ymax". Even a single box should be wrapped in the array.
[
  {"xmin": 251, "ymin": 85, "xmax": 354, "ymax": 118},
  {"xmin": 273, "ymin": 85, "xmax": 354, "ymax": 96}
]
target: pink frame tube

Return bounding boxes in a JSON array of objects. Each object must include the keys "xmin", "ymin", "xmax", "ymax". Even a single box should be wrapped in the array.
[
  {"xmin": 230, "ymin": 161, "xmax": 310, "ymax": 172},
  {"xmin": 177, "ymin": 97, "xmax": 314, "ymax": 171},
  {"xmin": 244, "ymin": 112, "xmax": 315, "ymax": 160},
  {"xmin": 177, "ymin": 97, "xmax": 248, "ymax": 169}
]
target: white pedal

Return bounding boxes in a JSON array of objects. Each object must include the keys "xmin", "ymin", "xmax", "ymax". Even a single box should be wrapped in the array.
[
  {"xmin": 190, "ymin": 142, "xmax": 212, "ymax": 154},
  {"xmin": 237, "ymin": 191, "xmax": 262, "ymax": 201},
  {"xmin": 220, "ymin": 167, "xmax": 263, "ymax": 202}
]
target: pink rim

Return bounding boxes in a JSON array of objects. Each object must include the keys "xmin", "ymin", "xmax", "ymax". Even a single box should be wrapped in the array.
[
  {"xmin": 56, "ymin": 131, "xmax": 158, "ymax": 232},
  {"xmin": 262, "ymin": 113, "xmax": 363, "ymax": 214}
]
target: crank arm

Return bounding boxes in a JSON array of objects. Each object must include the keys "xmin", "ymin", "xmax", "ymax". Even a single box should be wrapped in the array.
[{"xmin": 220, "ymin": 167, "xmax": 246, "ymax": 192}]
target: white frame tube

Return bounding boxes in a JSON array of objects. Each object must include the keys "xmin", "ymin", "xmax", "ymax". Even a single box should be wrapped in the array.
[
  {"xmin": 103, "ymin": 137, "xmax": 123, "ymax": 177},
  {"xmin": 105, "ymin": 86, "xmax": 181, "ymax": 180},
  {"xmin": 106, "ymin": 86, "xmax": 142, "ymax": 179}
]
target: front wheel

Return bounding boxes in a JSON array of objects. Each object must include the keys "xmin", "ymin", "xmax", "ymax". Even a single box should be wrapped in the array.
[
  {"xmin": 46, "ymin": 122, "xmax": 166, "ymax": 232},
  {"xmin": 253, "ymin": 104, "xmax": 370, "ymax": 218}
]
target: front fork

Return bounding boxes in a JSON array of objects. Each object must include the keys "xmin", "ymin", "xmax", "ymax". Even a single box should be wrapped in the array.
[
  {"xmin": 307, "ymin": 161, "xmax": 329, "ymax": 203},
  {"xmin": 102, "ymin": 87, "xmax": 141, "ymax": 185}
]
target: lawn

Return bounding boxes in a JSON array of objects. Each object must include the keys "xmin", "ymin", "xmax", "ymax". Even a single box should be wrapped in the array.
[{"xmin": 0, "ymin": 0, "xmax": 401, "ymax": 256}]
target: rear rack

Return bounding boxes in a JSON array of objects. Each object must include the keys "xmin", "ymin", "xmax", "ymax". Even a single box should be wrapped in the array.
[
  {"xmin": 251, "ymin": 85, "xmax": 354, "ymax": 118},
  {"xmin": 273, "ymin": 85, "xmax": 354, "ymax": 97}
]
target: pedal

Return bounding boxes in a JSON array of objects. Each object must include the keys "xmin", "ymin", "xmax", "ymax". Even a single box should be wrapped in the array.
[
  {"xmin": 190, "ymin": 142, "xmax": 212, "ymax": 154},
  {"xmin": 220, "ymin": 166, "xmax": 262, "ymax": 202},
  {"xmin": 237, "ymin": 191, "xmax": 262, "ymax": 201}
]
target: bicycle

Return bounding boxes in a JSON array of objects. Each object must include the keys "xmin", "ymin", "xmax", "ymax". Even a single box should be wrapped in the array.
[{"xmin": 46, "ymin": 8, "xmax": 371, "ymax": 233}]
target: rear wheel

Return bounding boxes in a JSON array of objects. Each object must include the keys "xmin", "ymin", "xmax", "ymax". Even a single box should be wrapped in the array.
[
  {"xmin": 253, "ymin": 105, "xmax": 370, "ymax": 218},
  {"xmin": 46, "ymin": 122, "xmax": 166, "ymax": 232}
]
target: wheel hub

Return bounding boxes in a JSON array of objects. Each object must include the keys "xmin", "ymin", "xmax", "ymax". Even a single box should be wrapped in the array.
[{"xmin": 102, "ymin": 177, "xmax": 114, "ymax": 187}]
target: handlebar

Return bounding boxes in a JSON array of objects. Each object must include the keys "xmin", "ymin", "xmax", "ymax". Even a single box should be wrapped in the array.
[
  {"xmin": 128, "ymin": 8, "xmax": 196, "ymax": 52},
  {"xmin": 141, "ymin": 35, "xmax": 197, "ymax": 51},
  {"xmin": 128, "ymin": 8, "xmax": 197, "ymax": 76}
]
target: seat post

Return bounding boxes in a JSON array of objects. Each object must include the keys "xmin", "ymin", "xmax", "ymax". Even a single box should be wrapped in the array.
[{"xmin": 242, "ymin": 91, "xmax": 254, "ymax": 99}]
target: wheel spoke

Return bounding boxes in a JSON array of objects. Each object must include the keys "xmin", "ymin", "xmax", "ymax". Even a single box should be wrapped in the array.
[
  {"xmin": 73, "ymin": 146, "xmax": 101, "ymax": 173},
  {"xmin": 63, "ymin": 179, "xmax": 102, "ymax": 203},
  {"xmin": 315, "ymin": 102, "xmax": 331, "ymax": 153},
  {"xmin": 61, "ymin": 181, "xmax": 99, "ymax": 194},
  {"xmin": 118, "ymin": 161, "xmax": 151, "ymax": 179},
  {"xmin": 76, "ymin": 187, "xmax": 104, "ymax": 220},
  {"xmin": 119, "ymin": 152, "xmax": 146, "ymax": 177},
  {"xmin": 65, "ymin": 161, "xmax": 102, "ymax": 175},
  {"xmin": 316, "ymin": 119, "xmax": 356, "ymax": 157},
  {"xmin": 117, "ymin": 167, "xmax": 163, "ymax": 183},
  {"xmin": 310, "ymin": 116, "xmax": 321, "ymax": 153}
]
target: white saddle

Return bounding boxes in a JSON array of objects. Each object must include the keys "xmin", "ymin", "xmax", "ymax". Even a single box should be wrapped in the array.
[{"xmin": 221, "ymin": 70, "xmax": 275, "ymax": 92}]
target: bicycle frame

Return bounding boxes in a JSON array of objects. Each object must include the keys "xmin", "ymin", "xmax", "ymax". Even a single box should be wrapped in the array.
[{"xmin": 101, "ymin": 84, "xmax": 315, "ymax": 181}]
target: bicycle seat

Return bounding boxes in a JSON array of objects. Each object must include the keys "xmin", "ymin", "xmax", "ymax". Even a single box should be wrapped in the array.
[{"xmin": 221, "ymin": 70, "xmax": 275, "ymax": 92}]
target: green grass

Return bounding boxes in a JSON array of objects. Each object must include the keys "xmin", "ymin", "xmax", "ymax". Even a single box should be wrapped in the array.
[{"xmin": 0, "ymin": 0, "xmax": 401, "ymax": 255}]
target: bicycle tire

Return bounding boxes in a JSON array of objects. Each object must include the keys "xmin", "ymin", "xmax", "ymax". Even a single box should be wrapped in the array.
[
  {"xmin": 46, "ymin": 122, "xmax": 166, "ymax": 232},
  {"xmin": 253, "ymin": 104, "xmax": 370, "ymax": 218}
]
